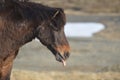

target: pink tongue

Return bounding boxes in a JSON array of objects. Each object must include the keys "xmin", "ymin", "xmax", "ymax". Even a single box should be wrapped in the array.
[{"xmin": 62, "ymin": 60, "xmax": 66, "ymax": 66}]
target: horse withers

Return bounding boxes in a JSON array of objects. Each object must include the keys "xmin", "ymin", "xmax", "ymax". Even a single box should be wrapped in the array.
[{"xmin": 0, "ymin": 0, "xmax": 70, "ymax": 80}]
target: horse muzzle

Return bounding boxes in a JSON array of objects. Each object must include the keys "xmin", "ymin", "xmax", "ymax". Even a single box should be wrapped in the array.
[
  {"xmin": 47, "ymin": 45, "xmax": 70, "ymax": 66},
  {"xmin": 54, "ymin": 45, "xmax": 70, "ymax": 66}
]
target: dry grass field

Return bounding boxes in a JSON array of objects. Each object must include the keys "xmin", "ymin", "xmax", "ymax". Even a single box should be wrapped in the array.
[
  {"xmin": 12, "ymin": 37, "xmax": 120, "ymax": 80},
  {"xmin": 30, "ymin": 0, "xmax": 120, "ymax": 14},
  {"xmin": 11, "ymin": 70, "xmax": 120, "ymax": 80}
]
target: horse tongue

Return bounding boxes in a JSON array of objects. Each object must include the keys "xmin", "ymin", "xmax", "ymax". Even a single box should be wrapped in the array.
[{"xmin": 62, "ymin": 60, "xmax": 66, "ymax": 66}]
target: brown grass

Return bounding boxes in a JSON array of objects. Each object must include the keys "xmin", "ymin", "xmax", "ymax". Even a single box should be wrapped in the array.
[
  {"xmin": 94, "ymin": 21, "xmax": 120, "ymax": 40},
  {"xmin": 30, "ymin": 0, "xmax": 120, "ymax": 14},
  {"xmin": 11, "ymin": 69, "xmax": 120, "ymax": 80}
]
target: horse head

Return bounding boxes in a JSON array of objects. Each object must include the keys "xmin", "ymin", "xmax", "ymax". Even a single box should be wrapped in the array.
[{"xmin": 36, "ymin": 9, "xmax": 70, "ymax": 66}]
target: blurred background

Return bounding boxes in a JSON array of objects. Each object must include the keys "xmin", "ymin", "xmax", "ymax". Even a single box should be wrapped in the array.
[{"xmin": 11, "ymin": 0, "xmax": 120, "ymax": 80}]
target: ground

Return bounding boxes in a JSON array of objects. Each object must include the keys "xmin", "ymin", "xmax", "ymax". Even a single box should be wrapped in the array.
[
  {"xmin": 30, "ymin": 0, "xmax": 120, "ymax": 14},
  {"xmin": 11, "ymin": 38, "xmax": 120, "ymax": 80}
]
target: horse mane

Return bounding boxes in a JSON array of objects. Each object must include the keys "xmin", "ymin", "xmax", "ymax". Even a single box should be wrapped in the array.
[
  {"xmin": 0, "ymin": 0, "xmax": 66, "ymax": 30},
  {"xmin": 0, "ymin": 0, "xmax": 29, "ymax": 9},
  {"xmin": 0, "ymin": 0, "xmax": 29, "ymax": 3}
]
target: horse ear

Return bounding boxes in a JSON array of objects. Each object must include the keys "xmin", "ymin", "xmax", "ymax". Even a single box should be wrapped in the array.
[
  {"xmin": 52, "ymin": 10, "xmax": 60, "ymax": 19},
  {"xmin": 50, "ymin": 8, "xmax": 65, "ymax": 31},
  {"xmin": 52, "ymin": 8, "xmax": 64, "ymax": 19}
]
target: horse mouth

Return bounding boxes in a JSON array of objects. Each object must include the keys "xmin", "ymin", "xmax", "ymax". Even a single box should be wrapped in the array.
[{"xmin": 55, "ymin": 52, "xmax": 66, "ymax": 66}]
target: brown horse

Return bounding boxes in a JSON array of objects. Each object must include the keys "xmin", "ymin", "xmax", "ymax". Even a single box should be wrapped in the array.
[{"xmin": 0, "ymin": 0, "xmax": 70, "ymax": 80}]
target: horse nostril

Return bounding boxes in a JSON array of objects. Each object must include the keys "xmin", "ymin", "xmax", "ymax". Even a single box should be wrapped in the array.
[{"xmin": 64, "ymin": 52, "xmax": 70, "ymax": 60}]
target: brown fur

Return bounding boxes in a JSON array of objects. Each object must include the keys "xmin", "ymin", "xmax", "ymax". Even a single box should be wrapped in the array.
[{"xmin": 0, "ymin": 0, "xmax": 70, "ymax": 80}]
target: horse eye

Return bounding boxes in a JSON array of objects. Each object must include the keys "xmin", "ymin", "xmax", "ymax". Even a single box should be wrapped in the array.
[{"xmin": 50, "ymin": 23, "xmax": 58, "ymax": 31}]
